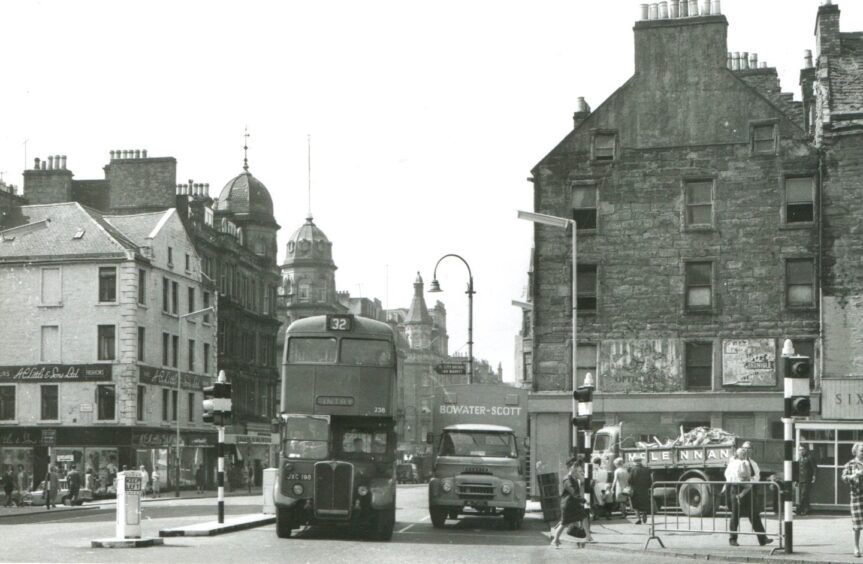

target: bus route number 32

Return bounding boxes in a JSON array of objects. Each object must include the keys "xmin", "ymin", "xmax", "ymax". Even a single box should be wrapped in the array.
[{"xmin": 327, "ymin": 315, "xmax": 352, "ymax": 332}]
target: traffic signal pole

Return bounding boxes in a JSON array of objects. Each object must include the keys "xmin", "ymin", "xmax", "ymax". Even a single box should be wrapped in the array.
[{"xmin": 217, "ymin": 424, "xmax": 225, "ymax": 524}]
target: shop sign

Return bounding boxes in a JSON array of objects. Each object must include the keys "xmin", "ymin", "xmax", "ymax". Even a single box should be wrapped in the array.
[
  {"xmin": 0, "ymin": 430, "xmax": 42, "ymax": 446},
  {"xmin": 722, "ymin": 339, "xmax": 777, "ymax": 386},
  {"xmin": 56, "ymin": 454, "xmax": 75, "ymax": 462},
  {"xmin": 132, "ymin": 432, "xmax": 178, "ymax": 448},
  {"xmin": 822, "ymin": 378, "xmax": 863, "ymax": 420},
  {"xmin": 225, "ymin": 434, "xmax": 275, "ymax": 445},
  {"xmin": 0, "ymin": 364, "xmax": 112, "ymax": 383},
  {"xmin": 138, "ymin": 365, "xmax": 211, "ymax": 391},
  {"xmin": 41, "ymin": 430, "xmax": 56, "ymax": 445}
]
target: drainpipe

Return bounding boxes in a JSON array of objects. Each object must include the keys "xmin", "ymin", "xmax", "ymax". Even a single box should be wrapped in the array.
[{"xmin": 817, "ymin": 151, "xmax": 824, "ymax": 390}]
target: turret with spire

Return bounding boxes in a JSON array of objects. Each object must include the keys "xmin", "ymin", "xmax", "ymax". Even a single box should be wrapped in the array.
[{"xmin": 404, "ymin": 272, "xmax": 433, "ymax": 350}]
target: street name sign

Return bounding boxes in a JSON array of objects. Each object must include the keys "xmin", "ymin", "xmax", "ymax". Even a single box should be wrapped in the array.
[{"xmin": 435, "ymin": 363, "xmax": 467, "ymax": 375}]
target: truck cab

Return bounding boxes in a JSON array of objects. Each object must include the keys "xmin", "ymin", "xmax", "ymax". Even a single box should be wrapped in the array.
[{"xmin": 428, "ymin": 423, "xmax": 526, "ymax": 529}]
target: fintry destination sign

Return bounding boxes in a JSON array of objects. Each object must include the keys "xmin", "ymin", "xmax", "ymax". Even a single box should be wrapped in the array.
[{"xmin": 0, "ymin": 364, "xmax": 112, "ymax": 383}]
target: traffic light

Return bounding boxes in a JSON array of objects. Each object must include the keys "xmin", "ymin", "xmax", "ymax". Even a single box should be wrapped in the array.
[
  {"xmin": 572, "ymin": 383, "xmax": 594, "ymax": 429},
  {"xmin": 203, "ymin": 370, "xmax": 232, "ymax": 425},
  {"xmin": 783, "ymin": 355, "xmax": 812, "ymax": 417}
]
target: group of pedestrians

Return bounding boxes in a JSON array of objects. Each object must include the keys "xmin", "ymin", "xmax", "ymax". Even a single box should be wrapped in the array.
[{"xmin": 2, "ymin": 465, "xmax": 34, "ymax": 507}]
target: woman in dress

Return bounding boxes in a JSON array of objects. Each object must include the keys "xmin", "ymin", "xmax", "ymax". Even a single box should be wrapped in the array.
[
  {"xmin": 610, "ymin": 457, "xmax": 631, "ymax": 519},
  {"xmin": 550, "ymin": 456, "xmax": 593, "ymax": 548},
  {"xmin": 841, "ymin": 442, "xmax": 863, "ymax": 558},
  {"xmin": 629, "ymin": 457, "xmax": 653, "ymax": 524}
]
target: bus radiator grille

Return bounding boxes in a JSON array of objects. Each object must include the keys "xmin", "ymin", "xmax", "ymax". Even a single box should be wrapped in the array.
[{"xmin": 314, "ymin": 461, "xmax": 353, "ymax": 518}]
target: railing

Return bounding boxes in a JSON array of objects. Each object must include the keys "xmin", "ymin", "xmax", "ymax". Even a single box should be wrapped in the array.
[{"xmin": 645, "ymin": 480, "xmax": 784, "ymax": 553}]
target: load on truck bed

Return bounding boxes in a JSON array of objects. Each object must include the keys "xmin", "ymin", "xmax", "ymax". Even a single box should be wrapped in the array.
[{"xmin": 428, "ymin": 384, "xmax": 528, "ymax": 530}]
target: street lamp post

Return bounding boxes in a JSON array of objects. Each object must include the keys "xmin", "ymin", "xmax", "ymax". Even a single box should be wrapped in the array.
[
  {"xmin": 176, "ymin": 306, "xmax": 215, "ymax": 497},
  {"xmin": 428, "ymin": 254, "xmax": 474, "ymax": 384},
  {"xmin": 518, "ymin": 210, "xmax": 577, "ymax": 453}
]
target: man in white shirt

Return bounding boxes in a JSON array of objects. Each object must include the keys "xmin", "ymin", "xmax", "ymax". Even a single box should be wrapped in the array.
[{"xmin": 725, "ymin": 443, "xmax": 771, "ymax": 547}]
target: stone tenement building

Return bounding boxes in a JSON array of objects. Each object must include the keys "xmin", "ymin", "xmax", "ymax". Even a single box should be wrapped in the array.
[
  {"xmin": 0, "ymin": 202, "xmax": 215, "ymax": 490},
  {"xmin": 0, "ymin": 149, "xmax": 283, "ymax": 487},
  {"xmin": 526, "ymin": 1, "xmax": 862, "ymax": 509}
]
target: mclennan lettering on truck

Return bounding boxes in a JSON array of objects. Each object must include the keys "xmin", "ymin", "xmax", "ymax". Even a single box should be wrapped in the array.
[{"xmin": 438, "ymin": 405, "xmax": 522, "ymax": 416}]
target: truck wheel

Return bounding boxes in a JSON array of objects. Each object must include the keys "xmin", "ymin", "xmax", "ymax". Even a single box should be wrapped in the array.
[
  {"xmin": 678, "ymin": 477, "xmax": 714, "ymax": 517},
  {"xmin": 430, "ymin": 506, "xmax": 448, "ymax": 528},
  {"xmin": 503, "ymin": 508, "xmax": 524, "ymax": 530},
  {"xmin": 276, "ymin": 508, "xmax": 294, "ymax": 539},
  {"xmin": 373, "ymin": 507, "xmax": 395, "ymax": 541}
]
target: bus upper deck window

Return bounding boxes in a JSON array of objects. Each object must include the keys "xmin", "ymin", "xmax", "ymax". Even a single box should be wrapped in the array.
[
  {"xmin": 288, "ymin": 337, "xmax": 338, "ymax": 363},
  {"xmin": 341, "ymin": 339, "xmax": 394, "ymax": 367}
]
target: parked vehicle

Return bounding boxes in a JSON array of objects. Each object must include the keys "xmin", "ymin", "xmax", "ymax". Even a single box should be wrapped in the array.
[
  {"xmin": 592, "ymin": 422, "xmax": 782, "ymax": 516},
  {"xmin": 396, "ymin": 463, "xmax": 419, "ymax": 484},
  {"xmin": 28, "ymin": 478, "xmax": 94, "ymax": 506}
]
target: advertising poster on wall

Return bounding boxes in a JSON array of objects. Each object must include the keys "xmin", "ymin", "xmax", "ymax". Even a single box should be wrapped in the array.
[{"xmin": 722, "ymin": 339, "xmax": 776, "ymax": 386}]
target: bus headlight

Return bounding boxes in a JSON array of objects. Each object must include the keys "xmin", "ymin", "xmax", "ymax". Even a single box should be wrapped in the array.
[
  {"xmin": 292, "ymin": 483, "xmax": 304, "ymax": 496},
  {"xmin": 441, "ymin": 480, "xmax": 453, "ymax": 493},
  {"xmin": 501, "ymin": 483, "xmax": 513, "ymax": 495},
  {"xmin": 357, "ymin": 485, "xmax": 369, "ymax": 496},
  {"xmin": 283, "ymin": 463, "xmax": 294, "ymax": 473}
]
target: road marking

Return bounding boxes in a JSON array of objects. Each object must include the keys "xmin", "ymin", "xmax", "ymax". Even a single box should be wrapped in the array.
[{"xmin": 397, "ymin": 515, "xmax": 429, "ymax": 533}]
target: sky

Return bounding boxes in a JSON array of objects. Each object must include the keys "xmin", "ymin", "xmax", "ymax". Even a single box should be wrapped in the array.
[{"xmin": 1, "ymin": 0, "xmax": 860, "ymax": 382}]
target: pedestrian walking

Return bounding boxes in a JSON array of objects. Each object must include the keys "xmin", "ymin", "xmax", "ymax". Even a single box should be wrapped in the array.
[
  {"xmin": 629, "ymin": 457, "xmax": 653, "ymax": 524},
  {"xmin": 590, "ymin": 456, "xmax": 612, "ymax": 520},
  {"xmin": 195, "ymin": 465, "xmax": 205, "ymax": 494},
  {"xmin": 840, "ymin": 441, "xmax": 863, "ymax": 558},
  {"xmin": 139, "ymin": 466, "xmax": 149, "ymax": 497},
  {"xmin": 66, "ymin": 464, "xmax": 81, "ymax": 505},
  {"xmin": 725, "ymin": 444, "xmax": 772, "ymax": 547},
  {"xmin": 796, "ymin": 444, "xmax": 817, "ymax": 516},
  {"xmin": 151, "ymin": 467, "xmax": 161, "ymax": 498},
  {"xmin": 3, "ymin": 467, "xmax": 15, "ymax": 507},
  {"xmin": 610, "ymin": 457, "xmax": 632, "ymax": 519},
  {"xmin": 550, "ymin": 456, "xmax": 593, "ymax": 548},
  {"xmin": 44, "ymin": 466, "xmax": 59, "ymax": 509},
  {"xmin": 247, "ymin": 464, "xmax": 254, "ymax": 493},
  {"xmin": 17, "ymin": 465, "xmax": 30, "ymax": 500}
]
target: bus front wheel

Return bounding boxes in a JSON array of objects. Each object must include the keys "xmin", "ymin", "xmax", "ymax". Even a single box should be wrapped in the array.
[
  {"xmin": 276, "ymin": 508, "xmax": 295, "ymax": 538},
  {"xmin": 373, "ymin": 507, "xmax": 395, "ymax": 541},
  {"xmin": 429, "ymin": 506, "xmax": 448, "ymax": 528}
]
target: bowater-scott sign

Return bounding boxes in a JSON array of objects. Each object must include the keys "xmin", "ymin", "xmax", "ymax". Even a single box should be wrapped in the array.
[{"xmin": 0, "ymin": 364, "xmax": 112, "ymax": 383}]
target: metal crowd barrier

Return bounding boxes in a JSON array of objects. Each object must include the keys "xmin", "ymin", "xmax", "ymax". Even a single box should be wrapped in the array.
[{"xmin": 644, "ymin": 480, "xmax": 784, "ymax": 551}]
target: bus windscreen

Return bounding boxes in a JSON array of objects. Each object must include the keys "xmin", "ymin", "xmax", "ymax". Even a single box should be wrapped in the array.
[
  {"xmin": 341, "ymin": 339, "xmax": 394, "ymax": 367},
  {"xmin": 288, "ymin": 337, "xmax": 338, "ymax": 363},
  {"xmin": 283, "ymin": 415, "xmax": 329, "ymax": 459}
]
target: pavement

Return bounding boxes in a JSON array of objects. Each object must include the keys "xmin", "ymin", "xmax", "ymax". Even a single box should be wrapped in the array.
[{"xmin": 526, "ymin": 500, "xmax": 860, "ymax": 563}]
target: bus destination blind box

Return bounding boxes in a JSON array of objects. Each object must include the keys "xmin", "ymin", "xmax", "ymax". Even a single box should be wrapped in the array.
[{"xmin": 326, "ymin": 314, "xmax": 353, "ymax": 332}]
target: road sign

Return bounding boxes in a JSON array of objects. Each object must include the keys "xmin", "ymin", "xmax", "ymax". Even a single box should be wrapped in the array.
[{"xmin": 434, "ymin": 363, "xmax": 467, "ymax": 375}]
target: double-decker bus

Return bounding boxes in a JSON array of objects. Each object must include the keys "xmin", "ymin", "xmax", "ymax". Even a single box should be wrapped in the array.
[{"xmin": 274, "ymin": 314, "xmax": 398, "ymax": 540}]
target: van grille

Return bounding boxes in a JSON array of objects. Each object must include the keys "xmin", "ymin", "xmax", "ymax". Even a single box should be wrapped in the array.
[{"xmin": 457, "ymin": 482, "xmax": 495, "ymax": 498}]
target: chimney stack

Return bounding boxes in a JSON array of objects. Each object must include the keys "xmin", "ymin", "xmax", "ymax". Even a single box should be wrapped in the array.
[{"xmin": 816, "ymin": 1, "xmax": 841, "ymax": 58}]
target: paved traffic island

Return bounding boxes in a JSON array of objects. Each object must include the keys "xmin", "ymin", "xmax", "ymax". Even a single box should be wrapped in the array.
[
  {"xmin": 159, "ymin": 513, "xmax": 275, "ymax": 537},
  {"xmin": 91, "ymin": 537, "xmax": 165, "ymax": 548}
]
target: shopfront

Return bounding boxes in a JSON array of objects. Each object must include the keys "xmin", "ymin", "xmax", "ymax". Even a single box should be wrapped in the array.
[
  {"xmin": 225, "ymin": 433, "xmax": 275, "ymax": 488},
  {"xmin": 797, "ymin": 378, "xmax": 863, "ymax": 510},
  {"xmin": 0, "ymin": 427, "xmax": 215, "ymax": 495}
]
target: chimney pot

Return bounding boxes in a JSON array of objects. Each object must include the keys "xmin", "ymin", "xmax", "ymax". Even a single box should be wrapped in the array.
[
  {"xmin": 804, "ymin": 49, "xmax": 813, "ymax": 68},
  {"xmin": 61, "ymin": 155, "xmax": 67, "ymax": 170},
  {"xmin": 659, "ymin": 1, "xmax": 668, "ymax": 19},
  {"xmin": 575, "ymin": 96, "xmax": 589, "ymax": 113},
  {"xmin": 640, "ymin": 3, "xmax": 649, "ymax": 20},
  {"xmin": 670, "ymin": 0, "xmax": 679, "ymax": 18},
  {"xmin": 134, "ymin": 149, "xmax": 141, "ymax": 159},
  {"xmin": 680, "ymin": 0, "xmax": 688, "ymax": 16},
  {"xmin": 54, "ymin": 155, "xmax": 61, "ymax": 170},
  {"xmin": 688, "ymin": 0, "xmax": 698, "ymax": 16},
  {"xmin": 41, "ymin": 160, "xmax": 47, "ymax": 170},
  {"xmin": 205, "ymin": 183, "xmax": 209, "ymax": 194},
  {"xmin": 142, "ymin": 149, "xmax": 148, "ymax": 158},
  {"xmin": 701, "ymin": 0, "xmax": 710, "ymax": 15},
  {"xmin": 110, "ymin": 150, "xmax": 115, "ymax": 160},
  {"xmin": 727, "ymin": 52, "xmax": 732, "ymax": 69},
  {"xmin": 749, "ymin": 53, "xmax": 758, "ymax": 68},
  {"xmin": 711, "ymin": 0, "xmax": 720, "ymax": 15},
  {"xmin": 48, "ymin": 156, "xmax": 54, "ymax": 170},
  {"xmin": 741, "ymin": 51, "xmax": 749, "ymax": 70},
  {"xmin": 34, "ymin": 157, "xmax": 40, "ymax": 169},
  {"xmin": 732, "ymin": 52, "xmax": 740, "ymax": 70},
  {"xmin": 760, "ymin": 62, "xmax": 767, "ymax": 68},
  {"xmin": 648, "ymin": 3, "xmax": 658, "ymax": 20}
]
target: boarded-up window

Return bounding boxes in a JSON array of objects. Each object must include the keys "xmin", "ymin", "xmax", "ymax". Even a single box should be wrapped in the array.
[
  {"xmin": 594, "ymin": 133, "xmax": 616, "ymax": 160},
  {"xmin": 752, "ymin": 124, "xmax": 775, "ymax": 154},
  {"xmin": 41, "ymin": 268, "xmax": 61, "ymax": 305},
  {"xmin": 41, "ymin": 326, "xmax": 60, "ymax": 363}
]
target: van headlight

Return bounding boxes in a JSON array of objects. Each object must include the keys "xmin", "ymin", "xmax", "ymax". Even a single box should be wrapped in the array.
[
  {"xmin": 501, "ymin": 483, "xmax": 513, "ymax": 495},
  {"xmin": 292, "ymin": 483, "xmax": 304, "ymax": 496},
  {"xmin": 441, "ymin": 480, "xmax": 453, "ymax": 493}
]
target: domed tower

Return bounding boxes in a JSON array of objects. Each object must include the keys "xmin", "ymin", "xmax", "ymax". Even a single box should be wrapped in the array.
[
  {"xmin": 214, "ymin": 164, "xmax": 280, "ymax": 265},
  {"xmin": 279, "ymin": 215, "xmax": 343, "ymax": 328}
]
